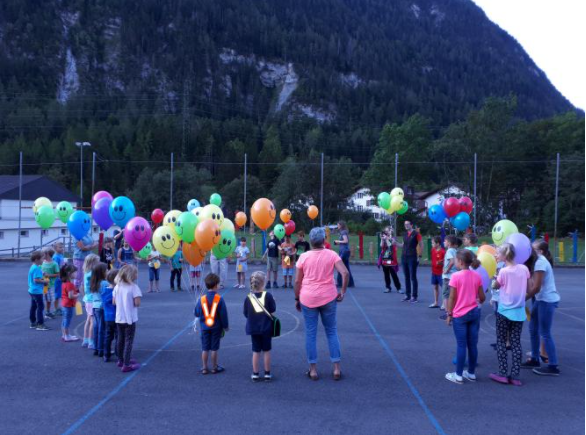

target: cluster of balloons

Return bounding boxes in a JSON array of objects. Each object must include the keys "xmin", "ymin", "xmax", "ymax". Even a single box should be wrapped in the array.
[
  {"xmin": 33, "ymin": 197, "xmax": 75, "ymax": 230},
  {"xmin": 377, "ymin": 188, "xmax": 408, "ymax": 216},
  {"xmin": 427, "ymin": 196, "xmax": 473, "ymax": 231}
]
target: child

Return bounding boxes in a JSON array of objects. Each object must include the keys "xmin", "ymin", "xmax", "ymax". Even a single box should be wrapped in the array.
[
  {"xmin": 170, "ymin": 246, "xmax": 183, "ymax": 292},
  {"xmin": 41, "ymin": 248, "xmax": 60, "ymax": 319},
  {"xmin": 28, "ymin": 251, "xmax": 49, "ymax": 331},
  {"xmin": 294, "ymin": 231, "xmax": 311, "ymax": 258},
  {"xmin": 194, "ymin": 273, "xmax": 229, "ymax": 374},
  {"xmin": 490, "ymin": 243, "xmax": 530, "ymax": 386},
  {"xmin": 262, "ymin": 231, "xmax": 281, "ymax": 289},
  {"xmin": 244, "ymin": 272, "xmax": 276, "ymax": 381},
  {"xmin": 234, "ymin": 237, "xmax": 250, "ymax": 289},
  {"xmin": 117, "ymin": 240, "xmax": 136, "ymax": 267},
  {"xmin": 60, "ymin": 264, "xmax": 80, "ymax": 342},
  {"xmin": 101, "ymin": 268, "xmax": 119, "ymax": 362},
  {"xmin": 445, "ymin": 249, "xmax": 485, "ymax": 384},
  {"xmin": 429, "ymin": 236, "xmax": 445, "ymax": 308},
  {"xmin": 379, "ymin": 226, "xmax": 401, "ymax": 293},
  {"xmin": 53, "ymin": 242, "xmax": 65, "ymax": 315},
  {"xmin": 147, "ymin": 248, "xmax": 161, "ymax": 293},
  {"xmin": 440, "ymin": 236, "xmax": 460, "ymax": 320},
  {"xmin": 463, "ymin": 233, "xmax": 479, "ymax": 254},
  {"xmin": 113, "ymin": 264, "xmax": 142, "ymax": 372},
  {"xmin": 100, "ymin": 237, "xmax": 115, "ymax": 270},
  {"xmin": 90, "ymin": 263, "xmax": 108, "ymax": 357},
  {"xmin": 81, "ymin": 254, "xmax": 100, "ymax": 349},
  {"xmin": 189, "ymin": 263, "xmax": 203, "ymax": 292},
  {"xmin": 280, "ymin": 235, "xmax": 295, "ymax": 288}
]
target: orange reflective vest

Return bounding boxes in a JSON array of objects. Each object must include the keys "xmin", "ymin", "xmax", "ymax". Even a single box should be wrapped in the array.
[{"xmin": 201, "ymin": 293, "xmax": 221, "ymax": 327}]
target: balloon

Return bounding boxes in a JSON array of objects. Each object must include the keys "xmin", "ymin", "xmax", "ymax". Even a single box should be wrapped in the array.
[
  {"xmin": 92, "ymin": 197, "xmax": 113, "ymax": 231},
  {"xmin": 55, "ymin": 201, "xmax": 74, "ymax": 224},
  {"xmin": 377, "ymin": 192, "xmax": 391, "ymax": 210},
  {"xmin": 390, "ymin": 195, "xmax": 403, "ymax": 213},
  {"xmin": 235, "ymin": 212, "xmax": 247, "ymax": 228},
  {"xmin": 459, "ymin": 196, "xmax": 473, "ymax": 214},
  {"xmin": 195, "ymin": 219, "xmax": 221, "ymax": 251},
  {"xmin": 506, "ymin": 233, "xmax": 533, "ymax": 264},
  {"xmin": 109, "ymin": 196, "xmax": 136, "ymax": 228},
  {"xmin": 284, "ymin": 220, "xmax": 296, "ymax": 236},
  {"xmin": 491, "ymin": 219, "xmax": 518, "ymax": 246},
  {"xmin": 210, "ymin": 193, "xmax": 222, "ymax": 207},
  {"xmin": 163, "ymin": 210, "xmax": 182, "ymax": 232},
  {"xmin": 390, "ymin": 187, "xmax": 404, "ymax": 198},
  {"xmin": 187, "ymin": 199, "xmax": 200, "ymax": 211},
  {"xmin": 251, "ymin": 198, "xmax": 276, "ymax": 230},
  {"xmin": 428, "ymin": 204, "xmax": 447, "ymax": 224},
  {"xmin": 478, "ymin": 244, "xmax": 497, "ymax": 257},
  {"xmin": 183, "ymin": 240, "xmax": 207, "ymax": 267},
  {"xmin": 472, "ymin": 265, "xmax": 491, "ymax": 292},
  {"xmin": 151, "ymin": 209, "xmax": 164, "ymax": 225},
  {"xmin": 280, "ymin": 209, "xmax": 292, "ymax": 223},
  {"xmin": 124, "ymin": 217, "xmax": 152, "ymax": 251},
  {"xmin": 200, "ymin": 204, "xmax": 224, "ymax": 226},
  {"xmin": 152, "ymin": 226, "xmax": 179, "ymax": 257},
  {"xmin": 35, "ymin": 205, "xmax": 55, "ymax": 229},
  {"xmin": 138, "ymin": 242, "xmax": 152, "ymax": 260},
  {"xmin": 220, "ymin": 218, "xmax": 235, "ymax": 233},
  {"xmin": 478, "ymin": 252, "xmax": 497, "ymax": 278},
  {"xmin": 212, "ymin": 229, "xmax": 237, "ymax": 260},
  {"xmin": 92, "ymin": 191, "xmax": 113, "ymax": 207},
  {"xmin": 191, "ymin": 207, "xmax": 203, "ymax": 220},
  {"xmin": 274, "ymin": 224, "xmax": 286, "ymax": 240},
  {"xmin": 67, "ymin": 210, "xmax": 92, "ymax": 240},
  {"xmin": 443, "ymin": 197, "xmax": 460, "ymax": 217},
  {"xmin": 397, "ymin": 200, "xmax": 409, "ymax": 215},
  {"xmin": 176, "ymin": 212, "xmax": 198, "ymax": 243},
  {"xmin": 307, "ymin": 205, "xmax": 319, "ymax": 220},
  {"xmin": 33, "ymin": 197, "xmax": 52, "ymax": 214},
  {"xmin": 452, "ymin": 212, "xmax": 470, "ymax": 231}
]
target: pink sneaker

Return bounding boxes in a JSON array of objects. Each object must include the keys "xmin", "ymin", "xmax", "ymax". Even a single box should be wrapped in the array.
[
  {"xmin": 509, "ymin": 378, "xmax": 523, "ymax": 387},
  {"xmin": 117, "ymin": 359, "xmax": 138, "ymax": 368},
  {"xmin": 489, "ymin": 373, "xmax": 509, "ymax": 385},
  {"xmin": 121, "ymin": 363, "xmax": 141, "ymax": 373}
]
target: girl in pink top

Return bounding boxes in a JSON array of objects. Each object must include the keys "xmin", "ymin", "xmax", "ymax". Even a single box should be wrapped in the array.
[{"xmin": 445, "ymin": 250, "xmax": 485, "ymax": 384}]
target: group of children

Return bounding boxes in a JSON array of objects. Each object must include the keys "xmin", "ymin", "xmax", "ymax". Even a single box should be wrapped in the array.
[{"xmin": 261, "ymin": 231, "xmax": 311, "ymax": 289}]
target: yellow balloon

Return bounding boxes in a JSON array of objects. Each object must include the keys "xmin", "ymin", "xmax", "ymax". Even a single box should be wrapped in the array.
[
  {"xmin": 200, "ymin": 204, "xmax": 224, "ymax": 226},
  {"xmin": 191, "ymin": 207, "xmax": 203, "ymax": 219},
  {"xmin": 152, "ymin": 226, "xmax": 179, "ymax": 257},
  {"xmin": 478, "ymin": 252, "xmax": 497, "ymax": 278},
  {"xmin": 220, "ymin": 218, "xmax": 235, "ymax": 233},
  {"xmin": 390, "ymin": 195, "xmax": 403, "ymax": 212},
  {"xmin": 33, "ymin": 197, "xmax": 52, "ymax": 213},
  {"xmin": 390, "ymin": 187, "xmax": 404, "ymax": 198},
  {"xmin": 163, "ymin": 210, "xmax": 182, "ymax": 232}
]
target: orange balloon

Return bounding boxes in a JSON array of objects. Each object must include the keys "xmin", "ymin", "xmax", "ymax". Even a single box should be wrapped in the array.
[
  {"xmin": 251, "ymin": 198, "xmax": 276, "ymax": 231},
  {"xmin": 280, "ymin": 208, "xmax": 291, "ymax": 223},
  {"xmin": 478, "ymin": 244, "xmax": 497, "ymax": 257},
  {"xmin": 194, "ymin": 219, "xmax": 221, "ymax": 251},
  {"xmin": 235, "ymin": 211, "xmax": 247, "ymax": 228},
  {"xmin": 307, "ymin": 205, "xmax": 319, "ymax": 220},
  {"xmin": 183, "ymin": 240, "xmax": 207, "ymax": 267}
]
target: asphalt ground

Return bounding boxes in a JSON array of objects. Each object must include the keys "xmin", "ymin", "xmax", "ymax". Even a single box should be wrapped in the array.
[{"xmin": 0, "ymin": 262, "xmax": 583, "ymax": 435}]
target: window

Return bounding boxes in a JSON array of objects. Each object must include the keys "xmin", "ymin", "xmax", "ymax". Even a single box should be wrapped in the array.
[
  {"xmin": 366, "ymin": 200, "xmax": 371, "ymax": 207},
  {"xmin": 357, "ymin": 205, "xmax": 363, "ymax": 211},
  {"xmin": 20, "ymin": 230, "xmax": 29, "ymax": 238},
  {"xmin": 0, "ymin": 231, "xmax": 4, "ymax": 239},
  {"xmin": 373, "ymin": 213, "xmax": 379, "ymax": 219},
  {"xmin": 60, "ymin": 229, "xmax": 68, "ymax": 236},
  {"xmin": 41, "ymin": 230, "xmax": 49, "ymax": 236}
]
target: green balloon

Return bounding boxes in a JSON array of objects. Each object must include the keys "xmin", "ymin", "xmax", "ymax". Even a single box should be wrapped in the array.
[
  {"xmin": 212, "ymin": 229, "xmax": 236, "ymax": 260},
  {"xmin": 176, "ymin": 212, "xmax": 198, "ymax": 243},
  {"xmin": 138, "ymin": 242, "xmax": 153, "ymax": 259},
  {"xmin": 210, "ymin": 193, "xmax": 222, "ymax": 207},
  {"xmin": 397, "ymin": 200, "xmax": 409, "ymax": 215},
  {"xmin": 377, "ymin": 192, "xmax": 391, "ymax": 210},
  {"xmin": 491, "ymin": 219, "xmax": 519, "ymax": 246},
  {"xmin": 56, "ymin": 201, "xmax": 74, "ymax": 223},
  {"xmin": 35, "ymin": 205, "xmax": 55, "ymax": 229},
  {"xmin": 274, "ymin": 224, "xmax": 286, "ymax": 240}
]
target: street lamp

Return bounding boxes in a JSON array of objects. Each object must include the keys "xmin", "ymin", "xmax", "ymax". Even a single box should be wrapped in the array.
[{"xmin": 75, "ymin": 141, "xmax": 91, "ymax": 207}]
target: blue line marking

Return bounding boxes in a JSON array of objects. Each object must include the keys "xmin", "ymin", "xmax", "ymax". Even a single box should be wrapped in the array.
[{"xmin": 348, "ymin": 290, "xmax": 447, "ymax": 435}]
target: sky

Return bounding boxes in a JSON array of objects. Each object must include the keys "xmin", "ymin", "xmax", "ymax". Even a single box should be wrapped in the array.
[{"xmin": 472, "ymin": 0, "xmax": 585, "ymax": 110}]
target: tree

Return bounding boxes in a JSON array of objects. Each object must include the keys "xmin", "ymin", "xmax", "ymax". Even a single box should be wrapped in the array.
[{"xmin": 258, "ymin": 125, "xmax": 283, "ymax": 185}]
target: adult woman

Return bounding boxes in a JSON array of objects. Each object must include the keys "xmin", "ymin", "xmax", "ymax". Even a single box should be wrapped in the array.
[
  {"xmin": 295, "ymin": 227, "xmax": 349, "ymax": 381},
  {"xmin": 334, "ymin": 221, "xmax": 355, "ymax": 288},
  {"xmin": 72, "ymin": 234, "xmax": 97, "ymax": 289},
  {"xmin": 379, "ymin": 226, "xmax": 401, "ymax": 293},
  {"xmin": 395, "ymin": 220, "xmax": 423, "ymax": 302}
]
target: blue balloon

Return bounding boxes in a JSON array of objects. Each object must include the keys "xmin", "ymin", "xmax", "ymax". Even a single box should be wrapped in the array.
[
  {"xmin": 67, "ymin": 210, "xmax": 92, "ymax": 240},
  {"xmin": 187, "ymin": 198, "xmax": 200, "ymax": 211},
  {"xmin": 109, "ymin": 196, "xmax": 136, "ymax": 228},
  {"xmin": 452, "ymin": 212, "xmax": 470, "ymax": 231},
  {"xmin": 428, "ymin": 204, "xmax": 447, "ymax": 224}
]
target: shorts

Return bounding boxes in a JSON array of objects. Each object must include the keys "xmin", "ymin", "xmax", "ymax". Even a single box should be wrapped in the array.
[
  {"xmin": 267, "ymin": 257, "xmax": 279, "ymax": 272},
  {"xmin": 236, "ymin": 262, "xmax": 248, "ymax": 273},
  {"xmin": 45, "ymin": 286, "xmax": 55, "ymax": 303},
  {"xmin": 62, "ymin": 306, "xmax": 74, "ymax": 329},
  {"xmin": 442, "ymin": 279, "xmax": 451, "ymax": 300},
  {"xmin": 85, "ymin": 302, "xmax": 94, "ymax": 316},
  {"xmin": 200, "ymin": 328, "xmax": 222, "ymax": 351},
  {"xmin": 190, "ymin": 271, "xmax": 201, "ymax": 278},
  {"xmin": 54, "ymin": 279, "xmax": 62, "ymax": 299},
  {"xmin": 251, "ymin": 334, "xmax": 272, "ymax": 352},
  {"xmin": 431, "ymin": 274, "xmax": 442, "ymax": 286},
  {"xmin": 148, "ymin": 267, "xmax": 160, "ymax": 281},
  {"xmin": 283, "ymin": 267, "xmax": 294, "ymax": 277}
]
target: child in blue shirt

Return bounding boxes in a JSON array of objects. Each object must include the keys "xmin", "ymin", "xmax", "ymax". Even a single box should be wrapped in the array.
[
  {"xmin": 82, "ymin": 254, "xmax": 100, "ymax": 349},
  {"xmin": 194, "ymin": 274, "xmax": 229, "ymax": 374},
  {"xmin": 52, "ymin": 242, "xmax": 65, "ymax": 315},
  {"xmin": 170, "ymin": 248, "xmax": 183, "ymax": 292},
  {"xmin": 90, "ymin": 262, "xmax": 108, "ymax": 357},
  {"xmin": 101, "ymin": 268, "xmax": 119, "ymax": 362},
  {"xmin": 29, "ymin": 251, "xmax": 49, "ymax": 330}
]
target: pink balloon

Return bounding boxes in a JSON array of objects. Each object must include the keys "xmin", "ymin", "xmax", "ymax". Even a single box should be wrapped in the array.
[
  {"xmin": 459, "ymin": 196, "xmax": 473, "ymax": 214},
  {"xmin": 92, "ymin": 191, "xmax": 113, "ymax": 207},
  {"xmin": 124, "ymin": 217, "xmax": 152, "ymax": 252},
  {"xmin": 443, "ymin": 197, "xmax": 461, "ymax": 217}
]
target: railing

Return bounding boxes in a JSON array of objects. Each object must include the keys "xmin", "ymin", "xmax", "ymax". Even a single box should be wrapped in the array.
[{"xmin": 0, "ymin": 236, "xmax": 73, "ymax": 258}]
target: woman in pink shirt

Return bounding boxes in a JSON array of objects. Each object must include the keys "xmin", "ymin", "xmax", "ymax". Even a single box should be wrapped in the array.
[
  {"xmin": 295, "ymin": 227, "xmax": 349, "ymax": 381},
  {"xmin": 445, "ymin": 249, "xmax": 486, "ymax": 384}
]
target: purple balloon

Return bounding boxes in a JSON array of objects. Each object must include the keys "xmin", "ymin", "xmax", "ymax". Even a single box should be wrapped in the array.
[
  {"xmin": 472, "ymin": 265, "xmax": 491, "ymax": 292},
  {"xmin": 92, "ymin": 197, "xmax": 113, "ymax": 231},
  {"xmin": 124, "ymin": 217, "xmax": 152, "ymax": 252},
  {"xmin": 506, "ymin": 233, "xmax": 532, "ymax": 264},
  {"xmin": 92, "ymin": 190, "xmax": 113, "ymax": 207}
]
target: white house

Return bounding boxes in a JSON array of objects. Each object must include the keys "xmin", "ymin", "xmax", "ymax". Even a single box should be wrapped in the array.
[
  {"xmin": 345, "ymin": 188, "xmax": 390, "ymax": 222},
  {"xmin": 413, "ymin": 184, "xmax": 470, "ymax": 215}
]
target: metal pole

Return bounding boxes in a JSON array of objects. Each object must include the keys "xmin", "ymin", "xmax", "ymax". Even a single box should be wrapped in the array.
[
  {"xmin": 17, "ymin": 151, "xmax": 23, "ymax": 257},
  {"xmin": 170, "ymin": 152, "xmax": 174, "ymax": 210},
  {"xmin": 243, "ymin": 153, "xmax": 248, "ymax": 213},
  {"xmin": 394, "ymin": 153, "xmax": 398, "ymax": 229},
  {"xmin": 553, "ymin": 153, "xmax": 560, "ymax": 259},
  {"xmin": 473, "ymin": 153, "xmax": 477, "ymax": 232},
  {"xmin": 80, "ymin": 145, "xmax": 84, "ymax": 208},
  {"xmin": 320, "ymin": 153, "xmax": 324, "ymax": 227},
  {"xmin": 91, "ymin": 152, "xmax": 96, "ymax": 200}
]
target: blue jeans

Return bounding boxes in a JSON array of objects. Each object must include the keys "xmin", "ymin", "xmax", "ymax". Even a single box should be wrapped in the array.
[
  {"xmin": 337, "ymin": 250, "xmax": 355, "ymax": 287},
  {"xmin": 530, "ymin": 301, "xmax": 558, "ymax": 366},
  {"xmin": 402, "ymin": 255, "xmax": 419, "ymax": 299},
  {"xmin": 29, "ymin": 293, "xmax": 44, "ymax": 325},
  {"xmin": 93, "ymin": 308, "xmax": 105, "ymax": 353},
  {"xmin": 452, "ymin": 307, "xmax": 480, "ymax": 376},
  {"xmin": 61, "ymin": 306, "xmax": 74, "ymax": 329},
  {"xmin": 301, "ymin": 300, "xmax": 341, "ymax": 364},
  {"xmin": 148, "ymin": 267, "xmax": 160, "ymax": 281}
]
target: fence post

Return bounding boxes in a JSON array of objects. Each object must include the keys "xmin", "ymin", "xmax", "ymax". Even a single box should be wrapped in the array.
[
  {"xmin": 320, "ymin": 153, "xmax": 324, "ymax": 227},
  {"xmin": 572, "ymin": 230, "xmax": 578, "ymax": 264},
  {"xmin": 358, "ymin": 231, "xmax": 364, "ymax": 259},
  {"xmin": 243, "ymin": 153, "xmax": 248, "ymax": 214},
  {"xmin": 553, "ymin": 153, "xmax": 560, "ymax": 260},
  {"xmin": 394, "ymin": 153, "xmax": 398, "ymax": 229},
  {"xmin": 473, "ymin": 153, "xmax": 477, "ymax": 232},
  {"xmin": 170, "ymin": 152, "xmax": 174, "ymax": 210},
  {"xmin": 17, "ymin": 151, "xmax": 23, "ymax": 258}
]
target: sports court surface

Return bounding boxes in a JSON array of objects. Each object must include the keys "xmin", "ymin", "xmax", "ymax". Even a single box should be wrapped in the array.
[{"xmin": 1, "ymin": 262, "xmax": 583, "ymax": 435}]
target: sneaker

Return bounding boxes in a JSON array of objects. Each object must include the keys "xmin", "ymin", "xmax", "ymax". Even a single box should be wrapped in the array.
[
  {"xmin": 489, "ymin": 373, "xmax": 509, "ymax": 385},
  {"xmin": 170, "ymin": 287, "xmax": 175, "ymax": 292},
  {"xmin": 273, "ymin": 282, "xmax": 279, "ymax": 288},
  {"xmin": 445, "ymin": 372, "xmax": 463, "ymax": 384},
  {"xmin": 439, "ymin": 314, "xmax": 448, "ymax": 320},
  {"xmin": 383, "ymin": 288, "xmax": 391, "ymax": 293},
  {"xmin": 251, "ymin": 373, "xmax": 260, "ymax": 382},
  {"xmin": 45, "ymin": 312, "xmax": 55, "ymax": 319},
  {"xmin": 233, "ymin": 283, "xmax": 240, "ymax": 288},
  {"xmin": 462, "ymin": 370, "xmax": 476, "ymax": 382},
  {"xmin": 532, "ymin": 366, "xmax": 560, "ymax": 376},
  {"xmin": 62, "ymin": 335, "xmax": 79, "ymax": 342},
  {"xmin": 118, "ymin": 358, "xmax": 138, "ymax": 368},
  {"xmin": 264, "ymin": 372, "xmax": 272, "ymax": 381},
  {"xmin": 239, "ymin": 284, "xmax": 246, "ymax": 289},
  {"xmin": 81, "ymin": 340, "xmax": 89, "ymax": 348},
  {"xmin": 56, "ymin": 309, "xmax": 63, "ymax": 316},
  {"xmin": 429, "ymin": 303, "xmax": 440, "ymax": 308},
  {"xmin": 103, "ymin": 356, "xmax": 111, "ymax": 363},
  {"xmin": 68, "ymin": 335, "xmax": 80, "ymax": 341},
  {"xmin": 401, "ymin": 297, "xmax": 410, "ymax": 302},
  {"xmin": 266, "ymin": 282, "xmax": 272, "ymax": 289},
  {"xmin": 121, "ymin": 363, "xmax": 141, "ymax": 373},
  {"xmin": 36, "ymin": 324, "xmax": 50, "ymax": 331},
  {"xmin": 521, "ymin": 358, "xmax": 540, "ymax": 369},
  {"xmin": 509, "ymin": 378, "xmax": 523, "ymax": 386},
  {"xmin": 440, "ymin": 306, "xmax": 446, "ymax": 311},
  {"xmin": 398, "ymin": 290, "xmax": 405, "ymax": 294},
  {"xmin": 410, "ymin": 298, "xmax": 418, "ymax": 303},
  {"xmin": 29, "ymin": 322, "xmax": 37, "ymax": 329},
  {"xmin": 88, "ymin": 342, "xmax": 96, "ymax": 350}
]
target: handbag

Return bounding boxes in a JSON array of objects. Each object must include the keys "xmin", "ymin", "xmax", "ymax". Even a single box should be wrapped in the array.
[{"xmin": 249, "ymin": 292, "xmax": 281, "ymax": 337}]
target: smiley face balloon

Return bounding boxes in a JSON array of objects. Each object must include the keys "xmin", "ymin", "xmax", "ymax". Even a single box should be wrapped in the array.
[
  {"xmin": 191, "ymin": 206, "xmax": 203, "ymax": 220},
  {"xmin": 195, "ymin": 219, "xmax": 221, "ymax": 251},
  {"xmin": 183, "ymin": 240, "xmax": 207, "ymax": 267},
  {"xmin": 176, "ymin": 212, "xmax": 198, "ymax": 244},
  {"xmin": 68, "ymin": 210, "xmax": 92, "ymax": 240},
  {"xmin": 200, "ymin": 204, "xmax": 224, "ymax": 227},
  {"xmin": 109, "ymin": 196, "xmax": 136, "ymax": 228},
  {"xmin": 280, "ymin": 209, "xmax": 292, "ymax": 223},
  {"xmin": 251, "ymin": 198, "xmax": 276, "ymax": 230},
  {"xmin": 124, "ymin": 216, "xmax": 152, "ymax": 252},
  {"xmin": 212, "ymin": 229, "xmax": 236, "ymax": 260},
  {"xmin": 163, "ymin": 210, "xmax": 182, "ymax": 232},
  {"xmin": 55, "ymin": 201, "xmax": 74, "ymax": 224},
  {"xmin": 187, "ymin": 199, "xmax": 200, "ymax": 212},
  {"xmin": 35, "ymin": 205, "xmax": 55, "ymax": 229},
  {"xmin": 153, "ymin": 226, "xmax": 179, "ymax": 257},
  {"xmin": 491, "ymin": 219, "xmax": 518, "ymax": 246}
]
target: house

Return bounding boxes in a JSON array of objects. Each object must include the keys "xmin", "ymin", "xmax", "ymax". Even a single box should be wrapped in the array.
[
  {"xmin": 0, "ymin": 175, "xmax": 94, "ymax": 256},
  {"xmin": 345, "ymin": 188, "xmax": 390, "ymax": 222},
  {"xmin": 412, "ymin": 184, "xmax": 470, "ymax": 215}
]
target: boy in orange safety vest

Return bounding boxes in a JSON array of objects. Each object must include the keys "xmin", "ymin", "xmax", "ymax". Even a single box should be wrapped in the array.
[{"xmin": 194, "ymin": 273, "xmax": 229, "ymax": 374}]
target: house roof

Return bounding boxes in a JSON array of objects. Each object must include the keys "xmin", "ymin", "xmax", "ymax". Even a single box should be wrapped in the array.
[{"xmin": 0, "ymin": 175, "xmax": 80, "ymax": 202}]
